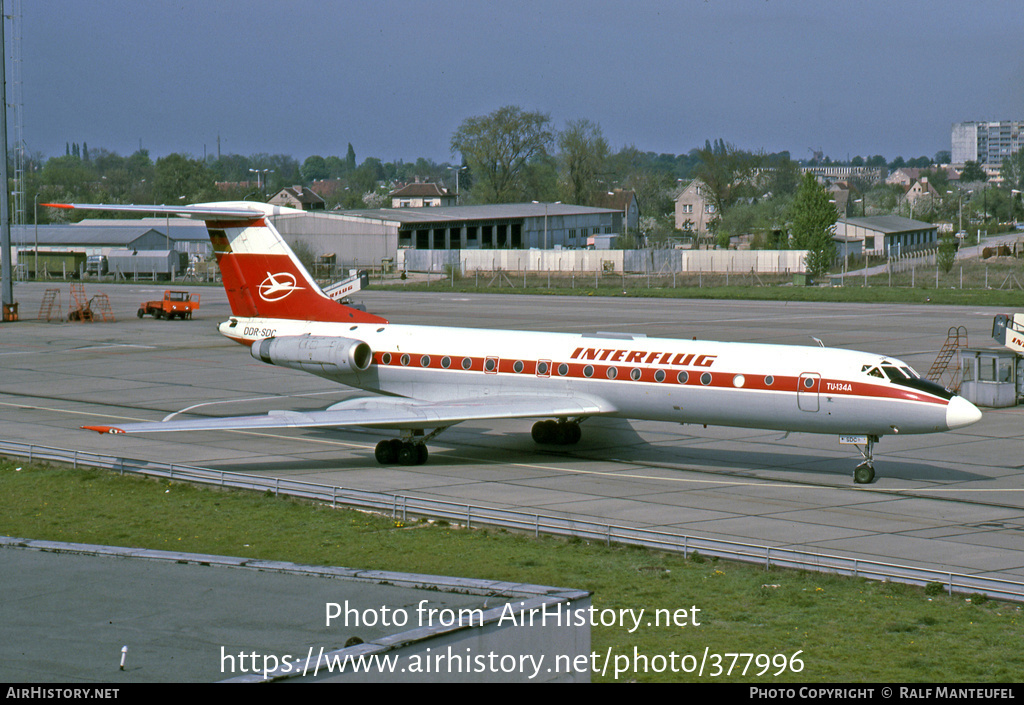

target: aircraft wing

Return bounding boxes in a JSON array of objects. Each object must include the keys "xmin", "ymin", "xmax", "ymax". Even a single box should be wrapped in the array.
[{"xmin": 82, "ymin": 394, "xmax": 615, "ymax": 435}]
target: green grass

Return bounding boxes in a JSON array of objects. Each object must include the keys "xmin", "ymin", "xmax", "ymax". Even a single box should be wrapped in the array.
[{"xmin": 2, "ymin": 459, "xmax": 1022, "ymax": 682}]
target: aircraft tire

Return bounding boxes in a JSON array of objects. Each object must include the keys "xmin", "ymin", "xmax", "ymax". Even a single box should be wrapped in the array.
[
  {"xmin": 532, "ymin": 420, "xmax": 556, "ymax": 444},
  {"xmin": 416, "ymin": 443, "xmax": 428, "ymax": 465},
  {"xmin": 854, "ymin": 463, "xmax": 875, "ymax": 484},
  {"xmin": 397, "ymin": 442, "xmax": 420, "ymax": 466},
  {"xmin": 533, "ymin": 420, "xmax": 581, "ymax": 445},
  {"xmin": 375, "ymin": 440, "xmax": 399, "ymax": 464}
]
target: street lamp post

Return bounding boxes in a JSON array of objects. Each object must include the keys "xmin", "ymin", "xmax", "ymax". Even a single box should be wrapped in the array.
[
  {"xmin": 447, "ymin": 165, "xmax": 467, "ymax": 205},
  {"xmin": 34, "ymin": 193, "xmax": 38, "ymax": 280},
  {"xmin": 248, "ymin": 168, "xmax": 272, "ymax": 199},
  {"xmin": 532, "ymin": 201, "xmax": 560, "ymax": 249}
]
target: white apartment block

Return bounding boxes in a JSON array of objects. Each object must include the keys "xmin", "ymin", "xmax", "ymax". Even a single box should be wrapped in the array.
[{"xmin": 952, "ymin": 120, "xmax": 1024, "ymax": 169}]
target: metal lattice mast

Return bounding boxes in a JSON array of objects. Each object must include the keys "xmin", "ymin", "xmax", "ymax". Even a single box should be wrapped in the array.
[{"xmin": 7, "ymin": 0, "xmax": 23, "ymax": 231}]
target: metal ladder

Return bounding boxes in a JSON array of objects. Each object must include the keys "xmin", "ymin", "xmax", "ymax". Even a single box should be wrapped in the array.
[
  {"xmin": 927, "ymin": 326, "xmax": 968, "ymax": 391},
  {"xmin": 90, "ymin": 293, "xmax": 115, "ymax": 322},
  {"xmin": 37, "ymin": 288, "xmax": 61, "ymax": 321}
]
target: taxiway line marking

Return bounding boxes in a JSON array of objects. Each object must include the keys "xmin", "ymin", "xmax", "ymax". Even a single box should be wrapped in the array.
[{"xmin": 3, "ymin": 400, "xmax": 1021, "ymax": 493}]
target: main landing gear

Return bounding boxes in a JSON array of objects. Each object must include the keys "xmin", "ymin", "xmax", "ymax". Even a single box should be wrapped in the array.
[
  {"xmin": 852, "ymin": 435, "xmax": 879, "ymax": 484},
  {"xmin": 531, "ymin": 419, "xmax": 582, "ymax": 446},
  {"xmin": 375, "ymin": 438, "xmax": 427, "ymax": 466},
  {"xmin": 374, "ymin": 426, "xmax": 451, "ymax": 466}
]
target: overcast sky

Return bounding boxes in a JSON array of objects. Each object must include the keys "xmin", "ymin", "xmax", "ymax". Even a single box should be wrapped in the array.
[{"xmin": 21, "ymin": 0, "xmax": 1024, "ymax": 165}]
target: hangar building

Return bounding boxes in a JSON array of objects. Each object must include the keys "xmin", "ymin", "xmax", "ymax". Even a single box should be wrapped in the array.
[
  {"xmin": 270, "ymin": 202, "xmax": 624, "ymax": 267},
  {"xmin": 14, "ymin": 203, "xmax": 622, "ymax": 274},
  {"xmin": 835, "ymin": 216, "xmax": 939, "ymax": 258}
]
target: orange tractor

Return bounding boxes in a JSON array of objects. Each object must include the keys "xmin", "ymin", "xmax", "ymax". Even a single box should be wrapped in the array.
[{"xmin": 137, "ymin": 290, "xmax": 200, "ymax": 320}]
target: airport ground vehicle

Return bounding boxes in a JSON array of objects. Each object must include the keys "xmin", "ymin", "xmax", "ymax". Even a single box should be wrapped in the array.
[{"xmin": 137, "ymin": 290, "xmax": 200, "ymax": 320}]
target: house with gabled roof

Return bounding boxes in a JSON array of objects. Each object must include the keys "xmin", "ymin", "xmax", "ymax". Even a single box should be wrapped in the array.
[
  {"xmin": 389, "ymin": 182, "xmax": 456, "ymax": 208},
  {"xmin": 268, "ymin": 185, "xmax": 326, "ymax": 211},
  {"xmin": 673, "ymin": 180, "xmax": 717, "ymax": 237}
]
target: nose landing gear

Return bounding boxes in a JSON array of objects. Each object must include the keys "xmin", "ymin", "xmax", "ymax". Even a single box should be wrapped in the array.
[{"xmin": 851, "ymin": 435, "xmax": 878, "ymax": 484}]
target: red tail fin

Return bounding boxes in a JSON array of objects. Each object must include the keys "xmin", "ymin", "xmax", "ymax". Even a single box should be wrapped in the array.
[{"xmin": 207, "ymin": 217, "xmax": 387, "ymax": 324}]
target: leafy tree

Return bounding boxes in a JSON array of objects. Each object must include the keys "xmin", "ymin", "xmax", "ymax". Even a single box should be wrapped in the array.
[
  {"xmin": 716, "ymin": 194, "xmax": 793, "ymax": 244},
  {"xmin": 960, "ymin": 160, "xmax": 986, "ymax": 183},
  {"xmin": 248, "ymin": 153, "xmax": 300, "ymax": 192},
  {"xmin": 693, "ymin": 139, "xmax": 761, "ymax": 218},
  {"xmin": 323, "ymin": 155, "xmax": 344, "ymax": 179},
  {"xmin": 937, "ymin": 231, "xmax": 958, "ymax": 273},
  {"xmin": 343, "ymin": 157, "xmax": 388, "ymax": 207},
  {"xmin": 301, "ymin": 155, "xmax": 329, "ymax": 182},
  {"xmin": 766, "ymin": 156, "xmax": 801, "ymax": 198},
  {"xmin": 919, "ymin": 168, "xmax": 949, "ymax": 194},
  {"xmin": 556, "ymin": 118, "xmax": 608, "ymax": 205},
  {"xmin": 934, "ymin": 150, "xmax": 952, "ymax": 164},
  {"xmin": 153, "ymin": 153, "xmax": 216, "ymax": 203},
  {"xmin": 788, "ymin": 172, "xmax": 837, "ymax": 277},
  {"xmin": 624, "ymin": 169, "xmax": 675, "ymax": 221},
  {"xmin": 451, "ymin": 105, "xmax": 554, "ymax": 203},
  {"xmin": 39, "ymin": 154, "xmax": 95, "ymax": 191},
  {"xmin": 999, "ymin": 150, "xmax": 1024, "ymax": 192},
  {"xmin": 208, "ymin": 153, "xmax": 251, "ymax": 183},
  {"xmin": 345, "ymin": 143, "xmax": 356, "ymax": 173}
]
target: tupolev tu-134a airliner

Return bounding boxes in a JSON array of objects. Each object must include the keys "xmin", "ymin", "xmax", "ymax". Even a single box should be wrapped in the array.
[{"xmin": 46, "ymin": 201, "xmax": 982, "ymax": 484}]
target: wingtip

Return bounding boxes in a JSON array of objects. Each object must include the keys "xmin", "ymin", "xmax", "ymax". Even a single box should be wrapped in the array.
[{"xmin": 82, "ymin": 425, "xmax": 125, "ymax": 434}]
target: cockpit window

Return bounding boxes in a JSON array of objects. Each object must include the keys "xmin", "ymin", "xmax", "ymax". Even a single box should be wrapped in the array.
[
  {"xmin": 877, "ymin": 364, "xmax": 956, "ymax": 400},
  {"xmin": 864, "ymin": 366, "xmax": 884, "ymax": 379},
  {"xmin": 881, "ymin": 366, "xmax": 910, "ymax": 381}
]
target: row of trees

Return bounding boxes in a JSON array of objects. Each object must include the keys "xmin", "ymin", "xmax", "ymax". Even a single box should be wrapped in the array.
[{"xmin": 27, "ymin": 104, "xmax": 1022, "ymax": 278}]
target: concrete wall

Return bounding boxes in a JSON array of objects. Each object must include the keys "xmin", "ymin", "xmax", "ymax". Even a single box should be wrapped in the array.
[{"xmin": 399, "ymin": 248, "xmax": 808, "ymax": 274}]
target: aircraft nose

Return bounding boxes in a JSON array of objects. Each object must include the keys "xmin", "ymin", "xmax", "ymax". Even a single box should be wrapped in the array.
[{"xmin": 946, "ymin": 395, "xmax": 982, "ymax": 430}]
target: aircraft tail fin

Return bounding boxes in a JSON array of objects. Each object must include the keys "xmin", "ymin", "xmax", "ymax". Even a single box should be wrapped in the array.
[
  {"xmin": 206, "ymin": 214, "xmax": 386, "ymax": 323},
  {"xmin": 42, "ymin": 202, "xmax": 387, "ymax": 324}
]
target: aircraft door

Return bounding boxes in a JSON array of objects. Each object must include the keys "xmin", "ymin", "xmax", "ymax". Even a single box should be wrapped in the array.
[{"xmin": 797, "ymin": 372, "xmax": 820, "ymax": 412}]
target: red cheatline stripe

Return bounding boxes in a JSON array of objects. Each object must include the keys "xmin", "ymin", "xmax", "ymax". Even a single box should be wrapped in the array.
[{"xmin": 370, "ymin": 352, "xmax": 948, "ymax": 405}]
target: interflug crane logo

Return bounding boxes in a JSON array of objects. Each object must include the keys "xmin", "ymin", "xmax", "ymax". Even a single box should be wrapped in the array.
[{"xmin": 259, "ymin": 272, "xmax": 304, "ymax": 302}]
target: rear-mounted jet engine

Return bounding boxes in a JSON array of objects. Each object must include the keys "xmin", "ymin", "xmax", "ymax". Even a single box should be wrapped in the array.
[{"xmin": 252, "ymin": 335, "xmax": 372, "ymax": 378}]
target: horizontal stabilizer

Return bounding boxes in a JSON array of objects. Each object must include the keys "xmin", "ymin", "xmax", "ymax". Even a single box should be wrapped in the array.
[{"xmin": 41, "ymin": 201, "xmax": 303, "ymax": 221}]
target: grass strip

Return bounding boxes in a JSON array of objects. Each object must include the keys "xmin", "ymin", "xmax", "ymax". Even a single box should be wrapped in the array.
[{"xmin": 2, "ymin": 460, "xmax": 1021, "ymax": 682}]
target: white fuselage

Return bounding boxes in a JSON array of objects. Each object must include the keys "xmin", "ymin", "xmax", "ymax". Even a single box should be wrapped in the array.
[{"xmin": 221, "ymin": 315, "xmax": 970, "ymax": 437}]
